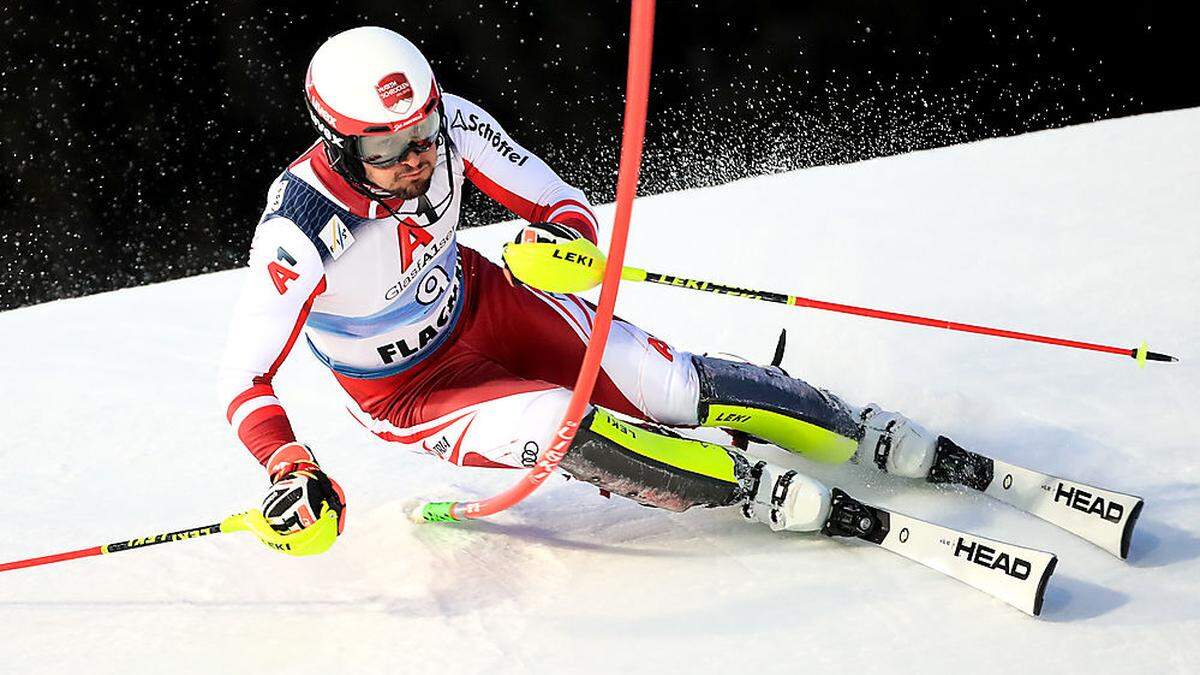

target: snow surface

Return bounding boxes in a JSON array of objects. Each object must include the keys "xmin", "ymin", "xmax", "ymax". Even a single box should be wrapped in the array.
[{"xmin": 2, "ymin": 108, "xmax": 1198, "ymax": 674}]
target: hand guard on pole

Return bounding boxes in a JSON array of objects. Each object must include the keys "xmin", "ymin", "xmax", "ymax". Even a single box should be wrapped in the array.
[
  {"xmin": 504, "ymin": 222, "xmax": 583, "ymax": 287},
  {"xmin": 502, "ymin": 237, "xmax": 619, "ymax": 293}
]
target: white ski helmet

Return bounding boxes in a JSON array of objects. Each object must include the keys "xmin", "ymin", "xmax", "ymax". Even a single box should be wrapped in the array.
[{"xmin": 304, "ymin": 26, "xmax": 443, "ymax": 175}]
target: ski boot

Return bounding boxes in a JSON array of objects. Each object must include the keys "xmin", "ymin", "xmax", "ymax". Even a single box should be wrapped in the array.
[
  {"xmin": 739, "ymin": 459, "xmax": 833, "ymax": 532},
  {"xmin": 855, "ymin": 405, "xmax": 940, "ymax": 479}
]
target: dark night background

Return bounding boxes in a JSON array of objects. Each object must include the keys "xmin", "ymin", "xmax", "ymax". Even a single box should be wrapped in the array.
[{"xmin": 1, "ymin": 1, "xmax": 1196, "ymax": 310}]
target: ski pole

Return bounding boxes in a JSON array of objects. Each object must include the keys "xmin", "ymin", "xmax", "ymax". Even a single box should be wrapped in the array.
[
  {"xmin": 502, "ymin": 239, "xmax": 1179, "ymax": 366},
  {"xmin": 0, "ymin": 507, "xmax": 339, "ymax": 572}
]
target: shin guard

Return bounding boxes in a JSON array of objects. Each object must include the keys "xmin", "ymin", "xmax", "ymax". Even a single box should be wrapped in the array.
[
  {"xmin": 691, "ymin": 354, "xmax": 860, "ymax": 463},
  {"xmin": 560, "ymin": 408, "xmax": 747, "ymax": 512}
]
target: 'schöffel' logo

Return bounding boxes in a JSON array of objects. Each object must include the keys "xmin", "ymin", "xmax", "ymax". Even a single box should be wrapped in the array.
[
  {"xmin": 376, "ymin": 72, "xmax": 414, "ymax": 113},
  {"xmin": 449, "ymin": 109, "xmax": 529, "ymax": 166}
]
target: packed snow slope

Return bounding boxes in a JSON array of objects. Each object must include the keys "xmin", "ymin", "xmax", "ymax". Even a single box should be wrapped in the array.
[{"xmin": 2, "ymin": 108, "xmax": 1198, "ymax": 675}]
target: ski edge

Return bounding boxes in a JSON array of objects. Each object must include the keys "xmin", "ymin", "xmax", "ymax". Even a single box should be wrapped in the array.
[
  {"xmin": 823, "ymin": 487, "xmax": 1057, "ymax": 617},
  {"xmin": 1033, "ymin": 552, "xmax": 1057, "ymax": 617},
  {"xmin": 1120, "ymin": 498, "xmax": 1144, "ymax": 560}
]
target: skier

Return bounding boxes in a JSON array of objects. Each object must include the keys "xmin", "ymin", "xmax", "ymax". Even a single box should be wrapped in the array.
[{"xmin": 218, "ymin": 26, "xmax": 940, "ymax": 544}]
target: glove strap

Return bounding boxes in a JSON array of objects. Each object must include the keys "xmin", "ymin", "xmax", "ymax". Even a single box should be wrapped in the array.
[
  {"xmin": 516, "ymin": 221, "xmax": 583, "ymax": 244},
  {"xmin": 266, "ymin": 442, "xmax": 320, "ymax": 483}
]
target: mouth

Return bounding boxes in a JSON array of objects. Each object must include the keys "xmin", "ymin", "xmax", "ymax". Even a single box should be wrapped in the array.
[{"xmin": 397, "ymin": 166, "xmax": 426, "ymax": 180}]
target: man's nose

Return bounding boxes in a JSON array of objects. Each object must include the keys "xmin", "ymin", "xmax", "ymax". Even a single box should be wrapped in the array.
[{"xmin": 397, "ymin": 150, "xmax": 422, "ymax": 169}]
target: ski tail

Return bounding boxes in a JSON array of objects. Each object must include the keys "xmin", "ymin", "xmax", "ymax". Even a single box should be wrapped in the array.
[
  {"xmin": 929, "ymin": 437, "xmax": 1144, "ymax": 559},
  {"xmin": 823, "ymin": 488, "xmax": 1057, "ymax": 616}
]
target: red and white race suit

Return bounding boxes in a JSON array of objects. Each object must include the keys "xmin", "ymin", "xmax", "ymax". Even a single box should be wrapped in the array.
[{"xmin": 219, "ymin": 94, "xmax": 700, "ymax": 469}]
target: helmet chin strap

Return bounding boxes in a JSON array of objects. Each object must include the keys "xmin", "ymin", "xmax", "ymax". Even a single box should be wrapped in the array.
[
  {"xmin": 325, "ymin": 124, "xmax": 456, "ymax": 230},
  {"xmin": 322, "ymin": 140, "xmax": 385, "ymax": 198}
]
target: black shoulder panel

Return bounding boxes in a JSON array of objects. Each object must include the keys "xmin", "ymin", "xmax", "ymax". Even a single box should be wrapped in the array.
[{"xmin": 263, "ymin": 172, "xmax": 367, "ymax": 263}]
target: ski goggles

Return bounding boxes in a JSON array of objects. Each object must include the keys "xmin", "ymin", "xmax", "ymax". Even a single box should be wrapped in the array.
[{"xmin": 354, "ymin": 108, "xmax": 442, "ymax": 167}]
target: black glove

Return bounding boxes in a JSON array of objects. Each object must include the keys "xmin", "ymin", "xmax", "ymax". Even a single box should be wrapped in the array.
[
  {"xmin": 262, "ymin": 442, "xmax": 347, "ymax": 535},
  {"xmin": 513, "ymin": 221, "xmax": 583, "ymax": 245}
]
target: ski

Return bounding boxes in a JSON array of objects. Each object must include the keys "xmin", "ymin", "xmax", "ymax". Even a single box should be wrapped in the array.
[
  {"xmin": 823, "ymin": 487, "xmax": 1057, "ymax": 616},
  {"xmin": 924, "ymin": 436, "xmax": 1144, "ymax": 559}
]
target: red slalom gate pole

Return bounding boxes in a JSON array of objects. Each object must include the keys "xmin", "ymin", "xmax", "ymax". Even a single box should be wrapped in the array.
[{"xmin": 411, "ymin": 0, "xmax": 657, "ymax": 524}]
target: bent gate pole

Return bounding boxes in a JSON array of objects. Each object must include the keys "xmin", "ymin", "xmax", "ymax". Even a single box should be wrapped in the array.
[{"xmin": 413, "ymin": 0, "xmax": 657, "ymax": 523}]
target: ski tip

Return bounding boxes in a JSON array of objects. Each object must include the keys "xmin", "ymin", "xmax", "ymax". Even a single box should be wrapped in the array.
[
  {"xmin": 1120, "ymin": 498, "xmax": 1145, "ymax": 560},
  {"xmin": 1032, "ymin": 554, "xmax": 1058, "ymax": 618}
]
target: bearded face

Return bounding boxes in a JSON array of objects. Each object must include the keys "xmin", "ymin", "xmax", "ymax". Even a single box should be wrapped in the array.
[{"xmin": 361, "ymin": 142, "xmax": 439, "ymax": 198}]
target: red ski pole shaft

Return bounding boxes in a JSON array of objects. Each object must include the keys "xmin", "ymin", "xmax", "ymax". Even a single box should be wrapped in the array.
[
  {"xmin": 637, "ymin": 271, "xmax": 1178, "ymax": 363},
  {"xmin": 790, "ymin": 296, "xmax": 1126, "ymax": 355},
  {"xmin": 0, "ymin": 522, "xmax": 224, "ymax": 573},
  {"xmin": 0, "ymin": 546, "xmax": 105, "ymax": 572}
]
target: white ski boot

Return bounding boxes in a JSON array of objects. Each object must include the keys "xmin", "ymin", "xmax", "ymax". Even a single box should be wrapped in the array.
[
  {"xmin": 741, "ymin": 461, "xmax": 832, "ymax": 532},
  {"xmin": 857, "ymin": 405, "xmax": 939, "ymax": 479}
]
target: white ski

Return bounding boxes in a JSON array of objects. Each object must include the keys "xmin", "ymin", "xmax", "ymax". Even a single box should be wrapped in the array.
[
  {"xmin": 823, "ymin": 488, "xmax": 1058, "ymax": 617},
  {"xmin": 928, "ymin": 437, "xmax": 1143, "ymax": 559}
]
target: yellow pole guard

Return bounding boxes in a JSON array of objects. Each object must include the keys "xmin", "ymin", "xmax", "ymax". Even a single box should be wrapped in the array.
[
  {"xmin": 503, "ymin": 239, "xmax": 648, "ymax": 293},
  {"xmin": 220, "ymin": 505, "xmax": 340, "ymax": 557}
]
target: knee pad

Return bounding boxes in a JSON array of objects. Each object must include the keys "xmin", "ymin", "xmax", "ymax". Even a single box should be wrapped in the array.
[{"xmin": 691, "ymin": 354, "xmax": 860, "ymax": 463}]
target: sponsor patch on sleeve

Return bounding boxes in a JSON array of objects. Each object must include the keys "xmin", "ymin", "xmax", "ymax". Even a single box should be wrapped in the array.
[
  {"xmin": 265, "ymin": 178, "xmax": 287, "ymax": 215},
  {"xmin": 318, "ymin": 214, "xmax": 355, "ymax": 260}
]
